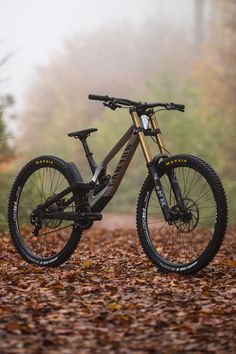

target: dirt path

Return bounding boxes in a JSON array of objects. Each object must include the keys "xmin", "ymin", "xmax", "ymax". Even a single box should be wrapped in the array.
[{"xmin": 95, "ymin": 213, "xmax": 135, "ymax": 230}]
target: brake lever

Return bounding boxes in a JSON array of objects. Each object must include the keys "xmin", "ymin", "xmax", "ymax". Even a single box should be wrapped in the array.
[
  {"xmin": 103, "ymin": 102, "xmax": 121, "ymax": 110},
  {"xmin": 166, "ymin": 103, "xmax": 184, "ymax": 112},
  {"xmin": 166, "ymin": 103, "xmax": 175, "ymax": 110}
]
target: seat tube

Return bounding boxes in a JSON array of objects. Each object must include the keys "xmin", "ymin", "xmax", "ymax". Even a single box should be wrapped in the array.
[
  {"xmin": 149, "ymin": 112, "xmax": 168, "ymax": 155},
  {"xmin": 130, "ymin": 109, "xmax": 152, "ymax": 163}
]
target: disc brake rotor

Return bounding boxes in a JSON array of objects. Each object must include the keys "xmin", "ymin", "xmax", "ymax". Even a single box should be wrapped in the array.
[{"xmin": 172, "ymin": 198, "xmax": 199, "ymax": 233}]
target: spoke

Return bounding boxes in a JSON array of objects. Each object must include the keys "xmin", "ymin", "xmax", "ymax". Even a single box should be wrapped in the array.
[
  {"xmin": 182, "ymin": 167, "xmax": 186, "ymax": 195},
  {"xmin": 186, "ymin": 231, "xmax": 193, "ymax": 256},
  {"xmin": 148, "ymin": 221, "xmax": 167, "ymax": 225},
  {"xmin": 150, "ymin": 195, "xmax": 159, "ymax": 203},
  {"xmin": 38, "ymin": 224, "xmax": 73, "ymax": 236},
  {"xmin": 195, "ymin": 188, "xmax": 212, "ymax": 204},
  {"xmin": 149, "ymin": 204, "xmax": 161, "ymax": 209},
  {"xmin": 21, "ymin": 189, "xmax": 38, "ymax": 207},
  {"xmin": 33, "ymin": 171, "xmax": 44, "ymax": 199},
  {"xmin": 171, "ymin": 227, "xmax": 175, "ymax": 257},
  {"xmin": 41, "ymin": 168, "xmax": 47, "ymax": 201},
  {"xmin": 195, "ymin": 180, "xmax": 208, "ymax": 203},
  {"xmin": 150, "ymin": 222, "xmax": 168, "ymax": 242},
  {"xmin": 38, "ymin": 169, "xmax": 45, "ymax": 203},
  {"xmin": 166, "ymin": 173, "xmax": 175, "ymax": 206},
  {"xmin": 198, "ymin": 222, "xmax": 214, "ymax": 226},
  {"xmin": 52, "ymin": 171, "xmax": 63, "ymax": 195},
  {"xmin": 197, "ymin": 196, "xmax": 215, "ymax": 206},
  {"xmin": 186, "ymin": 172, "xmax": 203, "ymax": 199},
  {"xmin": 163, "ymin": 175, "xmax": 170, "ymax": 195},
  {"xmin": 54, "ymin": 176, "xmax": 66, "ymax": 194},
  {"xmin": 147, "ymin": 212, "xmax": 162, "ymax": 215},
  {"xmin": 49, "ymin": 168, "xmax": 56, "ymax": 196},
  {"xmin": 28, "ymin": 175, "xmax": 42, "ymax": 198},
  {"xmin": 184, "ymin": 170, "xmax": 196, "ymax": 198},
  {"xmin": 183, "ymin": 167, "xmax": 190, "ymax": 195}
]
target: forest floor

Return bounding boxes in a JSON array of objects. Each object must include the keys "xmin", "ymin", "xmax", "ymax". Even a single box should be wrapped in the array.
[{"xmin": 0, "ymin": 221, "xmax": 236, "ymax": 353}]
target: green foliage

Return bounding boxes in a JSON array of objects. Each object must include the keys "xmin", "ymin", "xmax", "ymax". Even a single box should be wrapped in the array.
[
  {"xmin": 0, "ymin": 54, "xmax": 15, "ymax": 230},
  {"xmin": 0, "ymin": 171, "xmax": 13, "ymax": 231},
  {"xmin": 0, "ymin": 117, "xmax": 7, "ymax": 160}
]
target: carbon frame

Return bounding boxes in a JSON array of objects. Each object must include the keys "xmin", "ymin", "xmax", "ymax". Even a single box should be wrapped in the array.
[
  {"xmin": 88, "ymin": 125, "xmax": 139, "ymax": 212},
  {"xmin": 87, "ymin": 108, "xmax": 169, "ymax": 213},
  {"xmin": 37, "ymin": 108, "xmax": 171, "ymax": 221}
]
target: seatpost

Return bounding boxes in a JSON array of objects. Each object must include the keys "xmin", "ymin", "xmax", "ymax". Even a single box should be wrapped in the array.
[{"xmin": 81, "ymin": 138, "xmax": 97, "ymax": 174}]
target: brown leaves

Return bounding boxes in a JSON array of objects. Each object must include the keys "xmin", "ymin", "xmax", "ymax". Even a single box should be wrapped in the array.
[
  {"xmin": 224, "ymin": 259, "xmax": 236, "ymax": 267},
  {"xmin": 82, "ymin": 260, "xmax": 92, "ymax": 268},
  {"xmin": 106, "ymin": 303, "xmax": 122, "ymax": 311},
  {"xmin": 0, "ymin": 226, "xmax": 236, "ymax": 353}
]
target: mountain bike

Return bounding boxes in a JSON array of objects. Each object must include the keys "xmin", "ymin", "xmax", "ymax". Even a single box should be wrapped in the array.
[{"xmin": 8, "ymin": 94, "xmax": 228, "ymax": 274}]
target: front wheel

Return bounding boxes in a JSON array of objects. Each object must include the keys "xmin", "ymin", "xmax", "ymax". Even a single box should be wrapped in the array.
[{"xmin": 136, "ymin": 154, "xmax": 227, "ymax": 275}]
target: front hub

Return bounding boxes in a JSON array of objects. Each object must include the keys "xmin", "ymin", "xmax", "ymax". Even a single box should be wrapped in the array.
[{"xmin": 170, "ymin": 198, "xmax": 199, "ymax": 233}]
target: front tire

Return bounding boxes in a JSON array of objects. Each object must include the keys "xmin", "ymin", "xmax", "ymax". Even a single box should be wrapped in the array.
[{"xmin": 136, "ymin": 154, "xmax": 227, "ymax": 275}]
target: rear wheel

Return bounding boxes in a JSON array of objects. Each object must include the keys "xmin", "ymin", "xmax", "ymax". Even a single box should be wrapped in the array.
[
  {"xmin": 136, "ymin": 154, "xmax": 227, "ymax": 274},
  {"xmin": 8, "ymin": 155, "xmax": 82, "ymax": 267}
]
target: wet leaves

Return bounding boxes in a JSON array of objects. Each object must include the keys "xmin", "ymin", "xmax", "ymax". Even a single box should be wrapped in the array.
[{"xmin": 0, "ymin": 227, "xmax": 236, "ymax": 353}]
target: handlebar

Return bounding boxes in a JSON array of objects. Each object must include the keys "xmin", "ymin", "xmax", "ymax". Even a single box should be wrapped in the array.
[
  {"xmin": 88, "ymin": 94, "xmax": 110, "ymax": 102},
  {"xmin": 88, "ymin": 94, "xmax": 185, "ymax": 112},
  {"xmin": 172, "ymin": 103, "xmax": 185, "ymax": 110}
]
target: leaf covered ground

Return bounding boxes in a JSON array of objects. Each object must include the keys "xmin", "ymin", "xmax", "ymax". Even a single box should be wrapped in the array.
[{"xmin": 0, "ymin": 226, "xmax": 236, "ymax": 354}]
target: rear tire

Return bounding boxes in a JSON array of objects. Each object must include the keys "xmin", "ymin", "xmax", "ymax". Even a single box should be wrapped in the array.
[
  {"xmin": 8, "ymin": 155, "xmax": 83, "ymax": 267},
  {"xmin": 136, "ymin": 154, "xmax": 228, "ymax": 275}
]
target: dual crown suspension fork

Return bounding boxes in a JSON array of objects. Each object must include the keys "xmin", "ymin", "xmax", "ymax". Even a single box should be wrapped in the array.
[{"xmin": 130, "ymin": 109, "xmax": 175, "ymax": 222}]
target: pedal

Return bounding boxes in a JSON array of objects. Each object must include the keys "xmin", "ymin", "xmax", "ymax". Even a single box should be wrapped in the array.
[{"xmin": 79, "ymin": 212, "xmax": 102, "ymax": 221}]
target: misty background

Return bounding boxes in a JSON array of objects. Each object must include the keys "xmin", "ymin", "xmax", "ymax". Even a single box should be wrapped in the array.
[{"xmin": 0, "ymin": 0, "xmax": 235, "ymax": 229}]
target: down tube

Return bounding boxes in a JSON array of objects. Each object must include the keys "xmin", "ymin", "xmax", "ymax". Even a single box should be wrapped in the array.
[{"xmin": 91, "ymin": 133, "xmax": 139, "ymax": 212}]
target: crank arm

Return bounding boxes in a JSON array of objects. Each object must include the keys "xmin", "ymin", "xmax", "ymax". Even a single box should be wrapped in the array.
[{"xmin": 40, "ymin": 212, "xmax": 79, "ymax": 221}]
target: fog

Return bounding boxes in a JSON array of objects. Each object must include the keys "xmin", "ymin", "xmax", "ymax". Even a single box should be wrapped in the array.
[
  {"xmin": 0, "ymin": 0, "xmax": 197, "ymax": 111},
  {"xmin": 1, "ymin": 0, "xmax": 236, "ymax": 225}
]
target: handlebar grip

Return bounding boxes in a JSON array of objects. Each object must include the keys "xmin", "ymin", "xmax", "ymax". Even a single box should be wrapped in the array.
[
  {"xmin": 174, "ymin": 103, "xmax": 185, "ymax": 110},
  {"xmin": 88, "ymin": 94, "xmax": 110, "ymax": 102}
]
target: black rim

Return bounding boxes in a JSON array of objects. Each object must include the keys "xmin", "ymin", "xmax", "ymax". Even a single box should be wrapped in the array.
[{"xmin": 15, "ymin": 166, "xmax": 75, "ymax": 260}]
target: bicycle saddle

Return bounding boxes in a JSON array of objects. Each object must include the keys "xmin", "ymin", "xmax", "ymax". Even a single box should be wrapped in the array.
[{"xmin": 68, "ymin": 128, "xmax": 97, "ymax": 139}]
